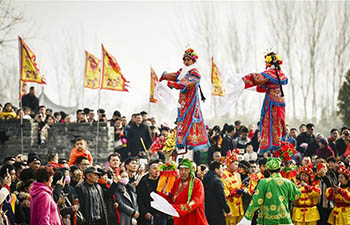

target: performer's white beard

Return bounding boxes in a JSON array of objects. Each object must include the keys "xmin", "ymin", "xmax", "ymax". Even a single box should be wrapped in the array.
[{"xmin": 178, "ymin": 63, "xmax": 198, "ymax": 81}]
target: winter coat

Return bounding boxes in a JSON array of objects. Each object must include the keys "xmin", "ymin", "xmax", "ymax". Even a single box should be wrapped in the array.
[
  {"xmin": 21, "ymin": 93, "xmax": 39, "ymax": 113},
  {"xmin": 30, "ymin": 182, "xmax": 63, "ymax": 225},
  {"xmin": 315, "ymin": 145, "xmax": 335, "ymax": 159},
  {"xmin": 126, "ymin": 122, "xmax": 152, "ymax": 157},
  {"xmin": 75, "ymin": 181, "xmax": 108, "ymax": 225},
  {"xmin": 296, "ymin": 132, "xmax": 315, "ymax": 153},
  {"xmin": 203, "ymin": 171, "xmax": 230, "ymax": 225},
  {"xmin": 108, "ymin": 182, "xmax": 138, "ymax": 225}
]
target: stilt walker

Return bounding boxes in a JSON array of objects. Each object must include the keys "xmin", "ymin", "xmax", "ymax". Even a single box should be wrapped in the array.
[{"xmin": 160, "ymin": 48, "xmax": 210, "ymax": 154}]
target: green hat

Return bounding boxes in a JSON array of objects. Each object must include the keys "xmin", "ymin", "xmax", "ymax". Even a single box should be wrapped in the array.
[
  {"xmin": 179, "ymin": 158, "xmax": 195, "ymax": 203},
  {"xmin": 179, "ymin": 158, "xmax": 195, "ymax": 176},
  {"xmin": 266, "ymin": 157, "xmax": 281, "ymax": 171}
]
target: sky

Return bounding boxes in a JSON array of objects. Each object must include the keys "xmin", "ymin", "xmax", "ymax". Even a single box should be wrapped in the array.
[
  {"xmin": 0, "ymin": 0, "xmax": 271, "ymax": 125},
  {"xmin": 5, "ymin": 0, "xmax": 342, "ymax": 128}
]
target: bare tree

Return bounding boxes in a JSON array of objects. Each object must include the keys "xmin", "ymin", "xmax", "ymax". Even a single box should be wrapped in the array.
[
  {"xmin": 331, "ymin": 1, "xmax": 350, "ymax": 114},
  {"xmin": 0, "ymin": 0, "xmax": 23, "ymax": 47},
  {"xmin": 265, "ymin": 0, "xmax": 298, "ymax": 119}
]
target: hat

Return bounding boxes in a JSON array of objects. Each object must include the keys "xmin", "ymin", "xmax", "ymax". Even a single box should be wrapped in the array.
[
  {"xmin": 266, "ymin": 158, "xmax": 281, "ymax": 171},
  {"xmin": 28, "ymin": 153, "xmax": 41, "ymax": 164},
  {"xmin": 97, "ymin": 168, "xmax": 107, "ymax": 175},
  {"xmin": 338, "ymin": 165, "xmax": 350, "ymax": 178},
  {"xmin": 225, "ymin": 149, "xmax": 240, "ymax": 166},
  {"xmin": 183, "ymin": 48, "xmax": 198, "ymax": 62},
  {"xmin": 239, "ymin": 160, "xmax": 251, "ymax": 171},
  {"xmin": 299, "ymin": 164, "xmax": 314, "ymax": 178},
  {"xmin": 178, "ymin": 158, "xmax": 195, "ymax": 203},
  {"xmin": 320, "ymin": 137, "xmax": 329, "ymax": 146},
  {"xmin": 84, "ymin": 166, "xmax": 102, "ymax": 175}
]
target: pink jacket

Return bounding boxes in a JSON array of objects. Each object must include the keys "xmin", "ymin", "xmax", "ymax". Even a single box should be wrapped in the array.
[{"xmin": 30, "ymin": 182, "xmax": 62, "ymax": 225}]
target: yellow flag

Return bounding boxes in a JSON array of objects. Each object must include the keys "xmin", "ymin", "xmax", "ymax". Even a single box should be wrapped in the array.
[
  {"xmin": 84, "ymin": 51, "xmax": 101, "ymax": 89},
  {"xmin": 19, "ymin": 81, "xmax": 27, "ymax": 100},
  {"xmin": 211, "ymin": 57, "xmax": 225, "ymax": 96},
  {"xmin": 150, "ymin": 67, "xmax": 159, "ymax": 103},
  {"xmin": 101, "ymin": 45, "xmax": 129, "ymax": 91},
  {"xmin": 19, "ymin": 36, "xmax": 46, "ymax": 84}
]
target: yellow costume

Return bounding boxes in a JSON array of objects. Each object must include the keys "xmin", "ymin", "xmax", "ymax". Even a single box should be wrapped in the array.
[
  {"xmin": 221, "ymin": 150, "xmax": 243, "ymax": 225},
  {"xmin": 292, "ymin": 182, "xmax": 320, "ymax": 225},
  {"xmin": 248, "ymin": 172, "xmax": 264, "ymax": 195},
  {"xmin": 326, "ymin": 166, "xmax": 350, "ymax": 225}
]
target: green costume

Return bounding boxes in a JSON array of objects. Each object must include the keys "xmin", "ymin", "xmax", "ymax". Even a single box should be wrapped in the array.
[{"xmin": 244, "ymin": 158, "xmax": 301, "ymax": 225}]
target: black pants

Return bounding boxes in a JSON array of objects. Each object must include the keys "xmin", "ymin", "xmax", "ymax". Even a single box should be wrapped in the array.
[
  {"xmin": 317, "ymin": 206, "xmax": 332, "ymax": 225},
  {"xmin": 207, "ymin": 215, "xmax": 225, "ymax": 225}
]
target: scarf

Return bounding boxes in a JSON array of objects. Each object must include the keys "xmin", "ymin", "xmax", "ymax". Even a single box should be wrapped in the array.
[{"xmin": 177, "ymin": 63, "xmax": 198, "ymax": 81}]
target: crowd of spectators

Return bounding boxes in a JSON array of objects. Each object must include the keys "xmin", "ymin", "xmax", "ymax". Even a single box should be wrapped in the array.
[{"xmin": 0, "ymin": 86, "xmax": 350, "ymax": 225}]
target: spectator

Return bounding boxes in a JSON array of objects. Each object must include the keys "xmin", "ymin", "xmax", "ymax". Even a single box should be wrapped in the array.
[
  {"xmin": 236, "ymin": 126, "xmax": 250, "ymax": 149},
  {"xmin": 0, "ymin": 103, "xmax": 17, "ymax": 120},
  {"xmin": 282, "ymin": 125, "xmax": 296, "ymax": 146},
  {"xmin": 140, "ymin": 111, "xmax": 148, "ymax": 122},
  {"xmin": 106, "ymin": 153, "xmax": 121, "ymax": 180},
  {"xmin": 87, "ymin": 109, "xmax": 96, "ymax": 123},
  {"xmin": 335, "ymin": 127, "xmax": 350, "ymax": 158},
  {"xmin": 296, "ymin": 123, "xmax": 315, "ymax": 154},
  {"xmin": 53, "ymin": 112, "xmax": 61, "ymax": 123},
  {"xmin": 45, "ymin": 108, "xmax": 53, "ymax": 116},
  {"xmin": 38, "ymin": 105, "xmax": 46, "ymax": 118},
  {"xmin": 69, "ymin": 165, "xmax": 82, "ymax": 188},
  {"xmin": 22, "ymin": 107, "xmax": 32, "ymax": 121},
  {"xmin": 41, "ymin": 115, "xmax": 56, "ymax": 144},
  {"xmin": 196, "ymin": 165, "xmax": 208, "ymax": 180},
  {"xmin": 47, "ymin": 153, "xmax": 61, "ymax": 169},
  {"xmin": 243, "ymin": 143, "xmax": 257, "ymax": 161},
  {"xmin": 109, "ymin": 170, "xmax": 139, "ymax": 225},
  {"xmin": 75, "ymin": 167, "xmax": 108, "ymax": 225},
  {"xmin": 212, "ymin": 151, "xmax": 222, "ymax": 161},
  {"xmin": 136, "ymin": 160, "xmax": 166, "ymax": 225},
  {"xmin": 68, "ymin": 137, "xmax": 93, "ymax": 166},
  {"xmin": 0, "ymin": 174, "xmax": 11, "ymax": 225},
  {"xmin": 203, "ymin": 161, "xmax": 230, "ymax": 225},
  {"xmin": 326, "ymin": 157, "xmax": 338, "ymax": 186},
  {"xmin": 0, "ymin": 165, "xmax": 16, "ymax": 224},
  {"xmin": 30, "ymin": 166, "xmax": 62, "ymax": 225},
  {"xmin": 290, "ymin": 127, "xmax": 298, "ymax": 139},
  {"xmin": 125, "ymin": 157, "xmax": 139, "ymax": 185},
  {"xmin": 76, "ymin": 109, "xmax": 86, "ymax": 123},
  {"xmin": 220, "ymin": 125, "xmax": 236, "ymax": 157},
  {"xmin": 76, "ymin": 157, "xmax": 90, "ymax": 173},
  {"xmin": 64, "ymin": 115, "xmax": 71, "ymax": 123},
  {"xmin": 328, "ymin": 128, "xmax": 339, "ymax": 153},
  {"xmin": 27, "ymin": 153, "xmax": 41, "ymax": 170},
  {"xmin": 233, "ymin": 120, "xmax": 242, "ymax": 139},
  {"xmin": 251, "ymin": 129, "xmax": 261, "ymax": 152},
  {"xmin": 109, "ymin": 110, "xmax": 121, "ymax": 126},
  {"xmin": 315, "ymin": 138, "xmax": 335, "ymax": 159},
  {"xmin": 126, "ymin": 114, "xmax": 152, "ymax": 157},
  {"xmin": 248, "ymin": 123, "xmax": 255, "ymax": 140}
]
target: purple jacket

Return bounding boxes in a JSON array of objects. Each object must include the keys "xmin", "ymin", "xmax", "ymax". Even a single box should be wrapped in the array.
[
  {"xmin": 30, "ymin": 182, "xmax": 62, "ymax": 225},
  {"xmin": 315, "ymin": 145, "xmax": 335, "ymax": 159}
]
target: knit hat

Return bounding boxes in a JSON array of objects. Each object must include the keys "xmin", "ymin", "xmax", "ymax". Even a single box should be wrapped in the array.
[
  {"xmin": 27, "ymin": 153, "xmax": 41, "ymax": 164},
  {"xmin": 266, "ymin": 158, "xmax": 281, "ymax": 171}
]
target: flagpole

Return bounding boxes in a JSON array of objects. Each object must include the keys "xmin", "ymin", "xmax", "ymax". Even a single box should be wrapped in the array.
[
  {"xmin": 148, "ymin": 65, "xmax": 151, "ymax": 115},
  {"xmin": 95, "ymin": 46, "xmax": 104, "ymax": 163},
  {"xmin": 18, "ymin": 36, "xmax": 24, "ymax": 155},
  {"xmin": 82, "ymin": 51, "xmax": 87, "ymax": 108}
]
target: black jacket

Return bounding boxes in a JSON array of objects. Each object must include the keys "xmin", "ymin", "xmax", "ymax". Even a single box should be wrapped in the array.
[
  {"xmin": 21, "ymin": 93, "xmax": 39, "ymax": 113},
  {"xmin": 108, "ymin": 182, "xmax": 138, "ymax": 225},
  {"xmin": 126, "ymin": 123, "xmax": 152, "ymax": 157},
  {"xmin": 136, "ymin": 173, "xmax": 158, "ymax": 224},
  {"xmin": 335, "ymin": 138, "xmax": 347, "ymax": 158},
  {"xmin": 75, "ymin": 181, "xmax": 108, "ymax": 225},
  {"xmin": 296, "ymin": 132, "xmax": 315, "ymax": 154},
  {"xmin": 203, "ymin": 171, "xmax": 230, "ymax": 225},
  {"xmin": 220, "ymin": 135, "xmax": 235, "ymax": 156}
]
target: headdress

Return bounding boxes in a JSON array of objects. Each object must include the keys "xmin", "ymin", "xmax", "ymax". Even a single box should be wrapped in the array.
[
  {"xmin": 338, "ymin": 165, "xmax": 350, "ymax": 178},
  {"xmin": 179, "ymin": 158, "xmax": 195, "ymax": 203},
  {"xmin": 299, "ymin": 163, "xmax": 314, "ymax": 179},
  {"xmin": 264, "ymin": 51, "xmax": 283, "ymax": 68},
  {"xmin": 183, "ymin": 48, "xmax": 199, "ymax": 62},
  {"xmin": 266, "ymin": 157, "xmax": 281, "ymax": 171},
  {"xmin": 224, "ymin": 149, "xmax": 240, "ymax": 166}
]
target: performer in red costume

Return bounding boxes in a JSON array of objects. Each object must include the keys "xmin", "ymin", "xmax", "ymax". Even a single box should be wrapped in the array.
[
  {"xmin": 160, "ymin": 158, "xmax": 208, "ymax": 225},
  {"xmin": 160, "ymin": 48, "xmax": 210, "ymax": 151}
]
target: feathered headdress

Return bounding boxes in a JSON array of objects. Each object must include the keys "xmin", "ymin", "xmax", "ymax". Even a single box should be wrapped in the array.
[
  {"xmin": 224, "ymin": 149, "xmax": 240, "ymax": 166},
  {"xmin": 264, "ymin": 51, "xmax": 283, "ymax": 68}
]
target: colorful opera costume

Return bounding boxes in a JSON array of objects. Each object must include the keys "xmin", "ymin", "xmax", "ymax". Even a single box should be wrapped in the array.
[
  {"xmin": 245, "ymin": 158, "xmax": 301, "ymax": 225},
  {"xmin": 292, "ymin": 164, "xmax": 321, "ymax": 225},
  {"xmin": 160, "ymin": 48, "xmax": 210, "ymax": 151},
  {"xmin": 326, "ymin": 166, "xmax": 350, "ymax": 225},
  {"xmin": 161, "ymin": 159, "xmax": 209, "ymax": 225},
  {"xmin": 221, "ymin": 150, "xmax": 244, "ymax": 225}
]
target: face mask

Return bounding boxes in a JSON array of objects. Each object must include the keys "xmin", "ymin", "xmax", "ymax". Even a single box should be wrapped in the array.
[
  {"xmin": 119, "ymin": 177, "xmax": 129, "ymax": 185},
  {"xmin": 64, "ymin": 176, "xmax": 71, "ymax": 184}
]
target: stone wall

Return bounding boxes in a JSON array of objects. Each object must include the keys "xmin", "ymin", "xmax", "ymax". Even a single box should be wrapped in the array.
[{"xmin": 0, "ymin": 120, "xmax": 115, "ymax": 163}]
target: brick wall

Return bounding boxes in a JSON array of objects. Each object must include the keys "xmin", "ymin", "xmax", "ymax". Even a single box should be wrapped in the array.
[{"xmin": 0, "ymin": 120, "xmax": 115, "ymax": 164}]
